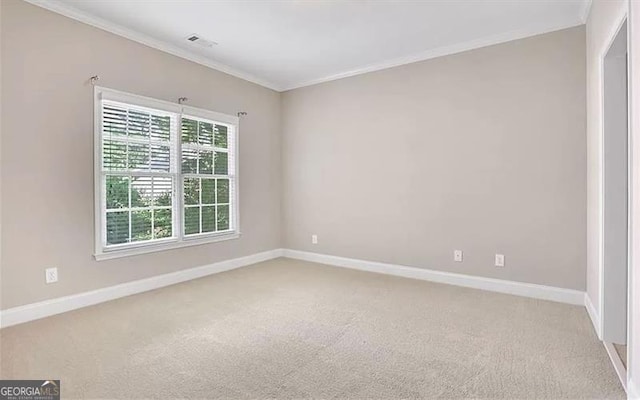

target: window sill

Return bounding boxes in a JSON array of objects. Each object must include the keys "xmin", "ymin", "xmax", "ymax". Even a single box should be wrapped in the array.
[{"xmin": 94, "ymin": 232, "xmax": 241, "ymax": 261}]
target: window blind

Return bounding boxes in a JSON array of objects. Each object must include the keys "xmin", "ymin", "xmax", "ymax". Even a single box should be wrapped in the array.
[{"xmin": 101, "ymin": 100, "xmax": 177, "ymax": 246}]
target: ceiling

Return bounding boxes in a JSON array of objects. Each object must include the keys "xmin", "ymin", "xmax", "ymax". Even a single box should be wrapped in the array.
[{"xmin": 30, "ymin": 0, "xmax": 591, "ymax": 91}]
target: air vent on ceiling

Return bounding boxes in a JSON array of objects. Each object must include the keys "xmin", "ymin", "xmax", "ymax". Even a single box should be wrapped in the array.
[{"xmin": 185, "ymin": 34, "xmax": 217, "ymax": 48}]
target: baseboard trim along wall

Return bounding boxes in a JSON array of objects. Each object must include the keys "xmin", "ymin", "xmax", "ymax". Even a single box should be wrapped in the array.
[
  {"xmin": 0, "ymin": 249, "xmax": 284, "ymax": 329},
  {"xmin": 1, "ymin": 248, "xmax": 588, "ymax": 328},
  {"xmin": 603, "ymin": 341, "xmax": 628, "ymax": 392},
  {"xmin": 629, "ymin": 379, "xmax": 640, "ymax": 400},
  {"xmin": 282, "ymin": 249, "xmax": 586, "ymax": 306},
  {"xmin": 585, "ymin": 293, "xmax": 602, "ymax": 338}
]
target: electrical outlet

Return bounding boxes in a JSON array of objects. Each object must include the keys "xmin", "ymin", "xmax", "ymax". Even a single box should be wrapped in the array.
[
  {"xmin": 454, "ymin": 250, "xmax": 463, "ymax": 262},
  {"xmin": 45, "ymin": 267, "xmax": 58, "ymax": 284},
  {"xmin": 495, "ymin": 254, "xmax": 505, "ymax": 267},
  {"xmin": 311, "ymin": 234, "xmax": 318, "ymax": 244}
]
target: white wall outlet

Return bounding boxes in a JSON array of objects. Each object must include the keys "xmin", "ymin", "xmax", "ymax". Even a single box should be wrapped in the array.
[
  {"xmin": 495, "ymin": 254, "xmax": 505, "ymax": 267},
  {"xmin": 311, "ymin": 234, "xmax": 318, "ymax": 244},
  {"xmin": 45, "ymin": 267, "xmax": 58, "ymax": 284},
  {"xmin": 454, "ymin": 250, "xmax": 463, "ymax": 262}
]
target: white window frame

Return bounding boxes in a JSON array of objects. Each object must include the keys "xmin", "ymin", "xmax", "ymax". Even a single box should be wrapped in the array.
[{"xmin": 94, "ymin": 87, "xmax": 240, "ymax": 261}]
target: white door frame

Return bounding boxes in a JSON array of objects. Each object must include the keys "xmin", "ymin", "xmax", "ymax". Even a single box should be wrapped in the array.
[
  {"xmin": 627, "ymin": 1, "xmax": 640, "ymax": 396},
  {"xmin": 597, "ymin": 4, "xmax": 630, "ymax": 391}
]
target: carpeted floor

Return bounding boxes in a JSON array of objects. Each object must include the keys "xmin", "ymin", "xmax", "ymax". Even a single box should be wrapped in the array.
[{"xmin": 0, "ymin": 258, "xmax": 625, "ymax": 399}]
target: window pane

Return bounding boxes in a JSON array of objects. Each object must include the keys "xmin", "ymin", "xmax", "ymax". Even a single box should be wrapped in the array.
[
  {"xmin": 217, "ymin": 205, "xmax": 230, "ymax": 231},
  {"xmin": 150, "ymin": 144, "xmax": 170, "ymax": 172},
  {"xmin": 199, "ymin": 121, "xmax": 214, "ymax": 146},
  {"xmin": 184, "ymin": 207, "xmax": 200, "ymax": 235},
  {"xmin": 181, "ymin": 118, "xmax": 198, "ymax": 144},
  {"xmin": 151, "ymin": 115, "xmax": 170, "ymax": 141},
  {"xmin": 153, "ymin": 177, "xmax": 172, "ymax": 207},
  {"xmin": 202, "ymin": 179, "xmax": 215, "ymax": 205},
  {"xmin": 181, "ymin": 148, "xmax": 198, "ymax": 174},
  {"xmin": 103, "ymin": 106, "xmax": 127, "ymax": 137},
  {"xmin": 128, "ymin": 143, "xmax": 150, "ymax": 170},
  {"xmin": 131, "ymin": 176, "xmax": 152, "ymax": 208},
  {"xmin": 216, "ymin": 179, "xmax": 229, "ymax": 203},
  {"xmin": 183, "ymin": 178, "xmax": 200, "ymax": 205},
  {"xmin": 202, "ymin": 205, "xmax": 216, "ymax": 233},
  {"xmin": 154, "ymin": 209, "xmax": 172, "ymax": 239},
  {"xmin": 106, "ymin": 176, "xmax": 129, "ymax": 209},
  {"xmin": 107, "ymin": 211, "xmax": 129, "ymax": 245},
  {"xmin": 131, "ymin": 210, "xmax": 152, "ymax": 242},
  {"xmin": 128, "ymin": 110, "xmax": 150, "ymax": 138},
  {"xmin": 199, "ymin": 150, "xmax": 213, "ymax": 174},
  {"xmin": 103, "ymin": 139, "xmax": 127, "ymax": 171},
  {"xmin": 214, "ymin": 125, "xmax": 228, "ymax": 148},
  {"xmin": 214, "ymin": 152, "xmax": 228, "ymax": 175}
]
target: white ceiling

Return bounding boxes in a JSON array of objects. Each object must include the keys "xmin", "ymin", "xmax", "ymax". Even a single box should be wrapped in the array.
[{"xmin": 31, "ymin": 0, "xmax": 590, "ymax": 91}]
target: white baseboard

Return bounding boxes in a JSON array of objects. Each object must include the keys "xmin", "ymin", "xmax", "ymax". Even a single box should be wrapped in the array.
[
  {"xmin": 629, "ymin": 378, "xmax": 639, "ymax": 400},
  {"xmin": 0, "ymin": 248, "xmax": 588, "ymax": 328},
  {"xmin": 283, "ymin": 249, "xmax": 585, "ymax": 305},
  {"xmin": 604, "ymin": 341, "xmax": 627, "ymax": 392},
  {"xmin": 585, "ymin": 293, "xmax": 602, "ymax": 339},
  {"xmin": 0, "ymin": 248, "xmax": 284, "ymax": 329}
]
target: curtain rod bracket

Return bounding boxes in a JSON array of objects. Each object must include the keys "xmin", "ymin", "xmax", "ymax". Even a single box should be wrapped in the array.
[
  {"xmin": 178, "ymin": 97, "xmax": 188, "ymax": 104},
  {"xmin": 237, "ymin": 111, "xmax": 247, "ymax": 117},
  {"xmin": 90, "ymin": 75, "xmax": 100, "ymax": 85}
]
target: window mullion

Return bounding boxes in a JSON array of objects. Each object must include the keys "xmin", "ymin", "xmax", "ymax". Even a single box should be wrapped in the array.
[
  {"xmin": 109, "ymin": 171, "xmax": 173, "ymax": 178},
  {"xmin": 125, "ymin": 109, "xmax": 130, "ymax": 171},
  {"xmin": 151, "ymin": 177, "xmax": 155, "ymax": 240},
  {"xmin": 148, "ymin": 113, "xmax": 154, "ymax": 240},
  {"xmin": 148, "ymin": 114, "xmax": 152, "ymax": 174},
  {"xmin": 175, "ymin": 113, "xmax": 184, "ymax": 241},
  {"xmin": 214, "ymin": 178, "xmax": 218, "ymax": 232},
  {"xmin": 196, "ymin": 121, "xmax": 202, "ymax": 233},
  {"xmin": 128, "ymin": 174, "xmax": 132, "ymax": 244},
  {"xmin": 101, "ymin": 173, "xmax": 107, "ymax": 249}
]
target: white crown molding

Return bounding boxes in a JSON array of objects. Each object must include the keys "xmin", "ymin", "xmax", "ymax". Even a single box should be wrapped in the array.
[
  {"xmin": 580, "ymin": 0, "xmax": 594, "ymax": 23},
  {"xmin": 585, "ymin": 292, "xmax": 602, "ymax": 339},
  {"xmin": 282, "ymin": 249, "xmax": 586, "ymax": 305},
  {"xmin": 281, "ymin": 18, "xmax": 585, "ymax": 91},
  {"xmin": 25, "ymin": 0, "xmax": 587, "ymax": 93},
  {"xmin": 22, "ymin": 0, "xmax": 284, "ymax": 92},
  {"xmin": 0, "ymin": 249, "xmax": 284, "ymax": 328}
]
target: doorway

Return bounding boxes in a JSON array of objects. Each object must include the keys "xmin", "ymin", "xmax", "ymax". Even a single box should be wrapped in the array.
[{"xmin": 601, "ymin": 18, "xmax": 629, "ymax": 387}]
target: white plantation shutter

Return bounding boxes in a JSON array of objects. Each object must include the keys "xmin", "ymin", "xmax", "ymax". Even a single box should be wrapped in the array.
[
  {"xmin": 95, "ymin": 87, "xmax": 239, "ymax": 259},
  {"xmin": 100, "ymin": 99, "xmax": 178, "ymax": 247}
]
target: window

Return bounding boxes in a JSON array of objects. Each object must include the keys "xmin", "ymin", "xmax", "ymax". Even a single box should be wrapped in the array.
[{"xmin": 94, "ymin": 87, "xmax": 238, "ymax": 260}]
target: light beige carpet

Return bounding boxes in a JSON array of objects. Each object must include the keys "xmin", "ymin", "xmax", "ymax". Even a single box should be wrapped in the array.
[{"xmin": 0, "ymin": 258, "xmax": 625, "ymax": 399}]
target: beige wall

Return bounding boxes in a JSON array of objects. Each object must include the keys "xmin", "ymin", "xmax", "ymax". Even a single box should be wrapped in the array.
[
  {"xmin": 0, "ymin": 1, "xmax": 590, "ymax": 311},
  {"xmin": 282, "ymin": 26, "xmax": 587, "ymax": 290},
  {"xmin": 0, "ymin": 0, "xmax": 282, "ymax": 309},
  {"xmin": 585, "ymin": 0, "xmax": 628, "ymax": 325}
]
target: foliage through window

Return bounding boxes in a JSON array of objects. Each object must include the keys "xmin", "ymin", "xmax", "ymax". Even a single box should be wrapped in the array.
[
  {"xmin": 96, "ymin": 88, "xmax": 238, "ymax": 259},
  {"xmin": 181, "ymin": 116, "xmax": 232, "ymax": 236}
]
